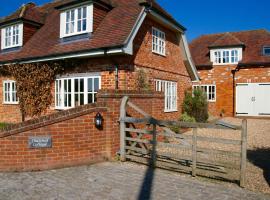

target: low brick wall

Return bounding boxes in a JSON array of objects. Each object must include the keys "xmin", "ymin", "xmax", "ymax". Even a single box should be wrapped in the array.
[{"xmin": 0, "ymin": 90, "xmax": 167, "ymax": 172}]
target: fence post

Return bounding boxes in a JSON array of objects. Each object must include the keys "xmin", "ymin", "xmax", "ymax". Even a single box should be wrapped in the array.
[
  {"xmin": 120, "ymin": 96, "xmax": 129, "ymax": 162},
  {"xmin": 192, "ymin": 128, "xmax": 197, "ymax": 177},
  {"xmin": 240, "ymin": 119, "xmax": 247, "ymax": 187}
]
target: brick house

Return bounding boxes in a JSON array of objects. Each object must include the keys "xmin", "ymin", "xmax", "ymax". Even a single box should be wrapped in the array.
[
  {"xmin": 190, "ymin": 29, "xmax": 270, "ymax": 117},
  {"xmin": 0, "ymin": 0, "xmax": 199, "ymax": 123}
]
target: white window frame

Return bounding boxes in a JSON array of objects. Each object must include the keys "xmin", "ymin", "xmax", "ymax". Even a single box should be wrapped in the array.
[
  {"xmin": 152, "ymin": 27, "xmax": 166, "ymax": 56},
  {"xmin": 60, "ymin": 4, "xmax": 93, "ymax": 38},
  {"xmin": 55, "ymin": 75, "xmax": 101, "ymax": 110},
  {"xmin": 263, "ymin": 47, "xmax": 270, "ymax": 56},
  {"xmin": 193, "ymin": 84, "xmax": 216, "ymax": 102},
  {"xmin": 210, "ymin": 48, "xmax": 242, "ymax": 65},
  {"xmin": 3, "ymin": 80, "xmax": 19, "ymax": 104},
  {"xmin": 155, "ymin": 79, "xmax": 177, "ymax": 112},
  {"xmin": 1, "ymin": 23, "xmax": 23, "ymax": 50}
]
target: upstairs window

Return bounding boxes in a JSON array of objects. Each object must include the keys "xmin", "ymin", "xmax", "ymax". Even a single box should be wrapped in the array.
[
  {"xmin": 263, "ymin": 47, "xmax": 270, "ymax": 56},
  {"xmin": 1, "ymin": 23, "xmax": 23, "ymax": 50},
  {"xmin": 60, "ymin": 4, "xmax": 93, "ymax": 38},
  {"xmin": 152, "ymin": 27, "xmax": 166, "ymax": 56},
  {"xmin": 55, "ymin": 75, "xmax": 100, "ymax": 110},
  {"xmin": 3, "ymin": 80, "xmax": 18, "ymax": 104},
  {"xmin": 211, "ymin": 48, "xmax": 241, "ymax": 65}
]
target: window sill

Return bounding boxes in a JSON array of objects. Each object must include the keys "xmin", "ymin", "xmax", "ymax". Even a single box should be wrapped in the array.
[
  {"xmin": 152, "ymin": 51, "xmax": 166, "ymax": 57},
  {"xmin": 164, "ymin": 109, "xmax": 178, "ymax": 113},
  {"xmin": 3, "ymin": 102, "xmax": 19, "ymax": 105}
]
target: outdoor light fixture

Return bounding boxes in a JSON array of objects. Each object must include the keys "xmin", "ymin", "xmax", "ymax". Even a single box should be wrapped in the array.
[{"xmin": 95, "ymin": 112, "xmax": 103, "ymax": 129}]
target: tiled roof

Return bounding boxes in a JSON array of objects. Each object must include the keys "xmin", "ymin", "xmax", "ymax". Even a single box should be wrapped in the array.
[
  {"xmin": 0, "ymin": 3, "xmax": 45, "ymax": 25},
  {"xmin": 189, "ymin": 29, "xmax": 270, "ymax": 67},
  {"xmin": 0, "ymin": 0, "xmax": 182, "ymax": 63}
]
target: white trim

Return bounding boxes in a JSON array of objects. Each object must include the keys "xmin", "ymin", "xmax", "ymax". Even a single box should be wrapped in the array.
[
  {"xmin": 122, "ymin": 8, "xmax": 147, "ymax": 55},
  {"xmin": 181, "ymin": 34, "xmax": 200, "ymax": 81},
  {"xmin": 210, "ymin": 47, "xmax": 242, "ymax": 65},
  {"xmin": 263, "ymin": 46, "xmax": 270, "ymax": 56},
  {"xmin": 1, "ymin": 23, "xmax": 23, "ymax": 50},
  {"xmin": 193, "ymin": 84, "xmax": 216, "ymax": 102},
  {"xmin": 155, "ymin": 79, "xmax": 178, "ymax": 112},
  {"xmin": 60, "ymin": 4, "xmax": 93, "ymax": 38},
  {"xmin": 3, "ymin": 80, "xmax": 19, "ymax": 105},
  {"xmin": 152, "ymin": 27, "xmax": 166, "ymax": 56},
  {"xmin": 55, "ymin": 75, "xmax": 101, "ymax": 110}
]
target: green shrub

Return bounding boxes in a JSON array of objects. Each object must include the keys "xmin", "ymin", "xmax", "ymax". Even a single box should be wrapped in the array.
[
  {"xmin": 180, "ymin": 112, "xmax": 196, "ymax": 123},
  {"xmin": 182, "ymin": 88, "xmax": 209, "ymax": 122}
]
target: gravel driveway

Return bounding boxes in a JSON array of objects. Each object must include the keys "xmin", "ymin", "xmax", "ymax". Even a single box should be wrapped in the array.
[
  {"xmin": 183, "ymin": 117, "xmax": 270, "ymax": 194},
  {"xmin": 0, "ymin": 162, "xmax": 269, "ymax": 200}
]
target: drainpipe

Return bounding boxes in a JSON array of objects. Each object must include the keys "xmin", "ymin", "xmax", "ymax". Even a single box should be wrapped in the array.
[
  {"xmin": 115, "ymin": 65, "xmax": 119, "ymax": 90},
  {"xmin": 231, "ymin": 66, "xmax": 240, "ymax": 116}
]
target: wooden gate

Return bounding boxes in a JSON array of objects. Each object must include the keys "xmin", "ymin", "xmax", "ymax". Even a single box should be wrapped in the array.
[{"xmin": 119, "ymin": 96, "xmax": 247, "ymax": 187}]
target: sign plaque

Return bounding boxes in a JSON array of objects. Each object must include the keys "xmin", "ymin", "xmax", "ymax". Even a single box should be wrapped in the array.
[{"xmin": 29, "ymin": 136, "xmax": 52, "ymax": 148}]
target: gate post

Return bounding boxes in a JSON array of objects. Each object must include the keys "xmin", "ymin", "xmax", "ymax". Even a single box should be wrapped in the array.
[
  {"xmin": 240, "ymin": 119, "xmax": 247, "ymax": 187},
  {"xmin": 120, "ymin": 96, "xmax": 129, "ymax": 162},
  {"xmin": 192, "ymin": 128, "xmax": 198, "ymax": 177}
]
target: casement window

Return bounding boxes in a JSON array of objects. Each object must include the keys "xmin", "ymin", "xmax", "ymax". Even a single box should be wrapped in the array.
[
  {"xmin": 155, "ymin": 80, "xmax": 177, "ymax": 112},
  {"xmin": 263, "ymin": 47, "xmax": 270, "ymax": 56},
  {"xmin": 152, "ymin": 27, "xmax": 166, "ymax": 56},
  {"xmin": 193, "ymin": 85, "xmax": 216, "ymax": 102},
  {"xmin": 60, "ymin": 4, "xmax": 93, "ymax": 38},
  {"xmin": 55, "ymin": 75, "xmax": 100, "ymax": 109},
  {"xmin": 211, "ymin": 48, "xmax": 241, "ymax": 65},
  {"xmin": 1, "ymin": 23, "xmax": 23, "ymax": 50},
  {"xmin": 3, "ymin": 80, "xmax": 18, "ymax": 104}
]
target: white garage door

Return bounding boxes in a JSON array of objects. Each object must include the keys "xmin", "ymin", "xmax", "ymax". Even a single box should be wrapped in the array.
[{"xmin": 236, "ymin": 83, "xmax": 270, "ymax": 116}]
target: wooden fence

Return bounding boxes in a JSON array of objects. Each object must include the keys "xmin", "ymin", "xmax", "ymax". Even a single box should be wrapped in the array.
[{"xmin": 119, "ymin": 96, "xmax": 247, "ymax": 187}]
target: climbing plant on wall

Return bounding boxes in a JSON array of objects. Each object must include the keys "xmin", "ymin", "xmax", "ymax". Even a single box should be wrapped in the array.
[{"xmin": 1, "ymin": 62, "xmax": 63, "ymax": 121}]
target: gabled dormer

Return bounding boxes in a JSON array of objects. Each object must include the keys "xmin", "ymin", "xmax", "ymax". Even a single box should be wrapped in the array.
[
  {"xmin": 208, "ymin": 32, "xmax": 245, "ymax": 65},
  {"xmin": 56, "ymin": 0, "xmax": 112, "ymax": 41},
  {"xmin": 0, "ymin": 2, "xmax": 44, "ymax": 52}
]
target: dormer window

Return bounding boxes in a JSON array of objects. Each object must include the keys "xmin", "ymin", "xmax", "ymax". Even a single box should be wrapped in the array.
[
  {"xmin": 1, "ymin": 23, "xmax": 23, "ymax": 50},
  {"xmin": 210, "ymin": 48, "xmax": 242, "ymax": 65},
  {"xmin": 60, "ymin": 4, "xmax": 93, "ymax": 38},
  {"xmin": 263, "ymin": 47, "xmax": 270, "ymax": 56}
]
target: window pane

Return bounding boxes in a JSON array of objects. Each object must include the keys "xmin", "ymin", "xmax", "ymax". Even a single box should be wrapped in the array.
[
  {"xmin": 94, "ymin": 78, "xmax": 99, "ymax": 92},
  {"xmin": 75, "ymin": 79, "xmax": 79, "ymax": 92},
  {"xmin": 80, "ymin": 78, "xmax": 84, "ymax": 92},
  {"xmin": 88, "ymin": 78, "xmax": 93, "ymax": 92},
  {"xmin": 88, "ymin": 93, "xmax": 93, "ymax": 103}
]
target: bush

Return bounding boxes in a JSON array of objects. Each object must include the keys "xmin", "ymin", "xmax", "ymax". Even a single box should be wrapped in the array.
[
  {"xmin": 180, "ymin": 112, "xmax": 196, "ymax": 122},
  {"xmin": 182, "ymin": 88, "xmax": 209, "ymax": 122}
]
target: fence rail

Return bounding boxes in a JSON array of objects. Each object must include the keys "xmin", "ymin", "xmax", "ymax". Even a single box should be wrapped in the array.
[{"xmin": 119, "ymin": 96, "xmax": 247, "ymax": 187}]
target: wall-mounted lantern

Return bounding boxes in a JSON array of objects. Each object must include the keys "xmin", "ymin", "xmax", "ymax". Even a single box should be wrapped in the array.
[{"xmin": 95, "ymin": 112, "xmax": 103, "ymax": 130}]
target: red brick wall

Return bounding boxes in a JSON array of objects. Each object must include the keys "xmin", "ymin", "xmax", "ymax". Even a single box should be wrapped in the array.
[
  {"xmin": 0, "ymin": 90, "xmax": 165, "ymax": 172},
  {"xmin": 0, "ymin": 17, "xmax": 192, "ymax": 123},
  {"xmin": 195, "ymin": 65, "xmax": 270, "ymax": 117}
]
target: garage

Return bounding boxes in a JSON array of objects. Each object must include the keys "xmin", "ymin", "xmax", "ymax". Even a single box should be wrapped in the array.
[{"xmin": 236, "ymin": 83, "xmax": 270, "ymax": 116}]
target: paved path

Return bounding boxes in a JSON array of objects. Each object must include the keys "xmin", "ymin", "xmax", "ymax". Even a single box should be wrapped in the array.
[{"xmin": 0, "ymin": 162, "xmax": 269, "ymax": 200}]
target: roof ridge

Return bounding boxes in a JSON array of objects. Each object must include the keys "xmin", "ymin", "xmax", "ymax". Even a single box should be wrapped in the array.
[{"xmin": 200, "ymin": 29, "xmax": 268, "ymax": 38}]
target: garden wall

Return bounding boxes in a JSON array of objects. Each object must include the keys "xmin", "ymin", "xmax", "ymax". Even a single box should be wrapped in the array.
[{"xmin": 0, "ymin": 90, "xmax": 165, "ymax": 172}]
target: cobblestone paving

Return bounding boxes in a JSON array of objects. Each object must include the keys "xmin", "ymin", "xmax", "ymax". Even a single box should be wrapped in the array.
[{"xmin": 0, "ymin": 162, "xmax": 269, "ymax": 200}]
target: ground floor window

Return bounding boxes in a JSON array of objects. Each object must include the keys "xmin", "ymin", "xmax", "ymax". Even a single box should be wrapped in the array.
[
  {"xmin": 55, "ymin": 75, "xmax": 101, "ymax": 109},
  {"xmin": 193, "ymin": 84, "xmax": 216, "ymax": 102},
  {"xmin": 3, "ymin": 80, "xmax": 18, "ymax": 104},
  {"xmin": 155, "ymin": 79, "xmax": 177, "ymax": 112}
]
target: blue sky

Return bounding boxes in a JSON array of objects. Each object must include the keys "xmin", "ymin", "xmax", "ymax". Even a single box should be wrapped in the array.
[{"xmin": 1, "ymin": 0, "xmax": 269, "ymax": 41}]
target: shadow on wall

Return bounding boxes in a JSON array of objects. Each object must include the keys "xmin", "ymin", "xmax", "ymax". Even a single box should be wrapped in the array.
[{"xmin": 247, "ymin": 148, "xmax": 270, "ymax": 187}]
